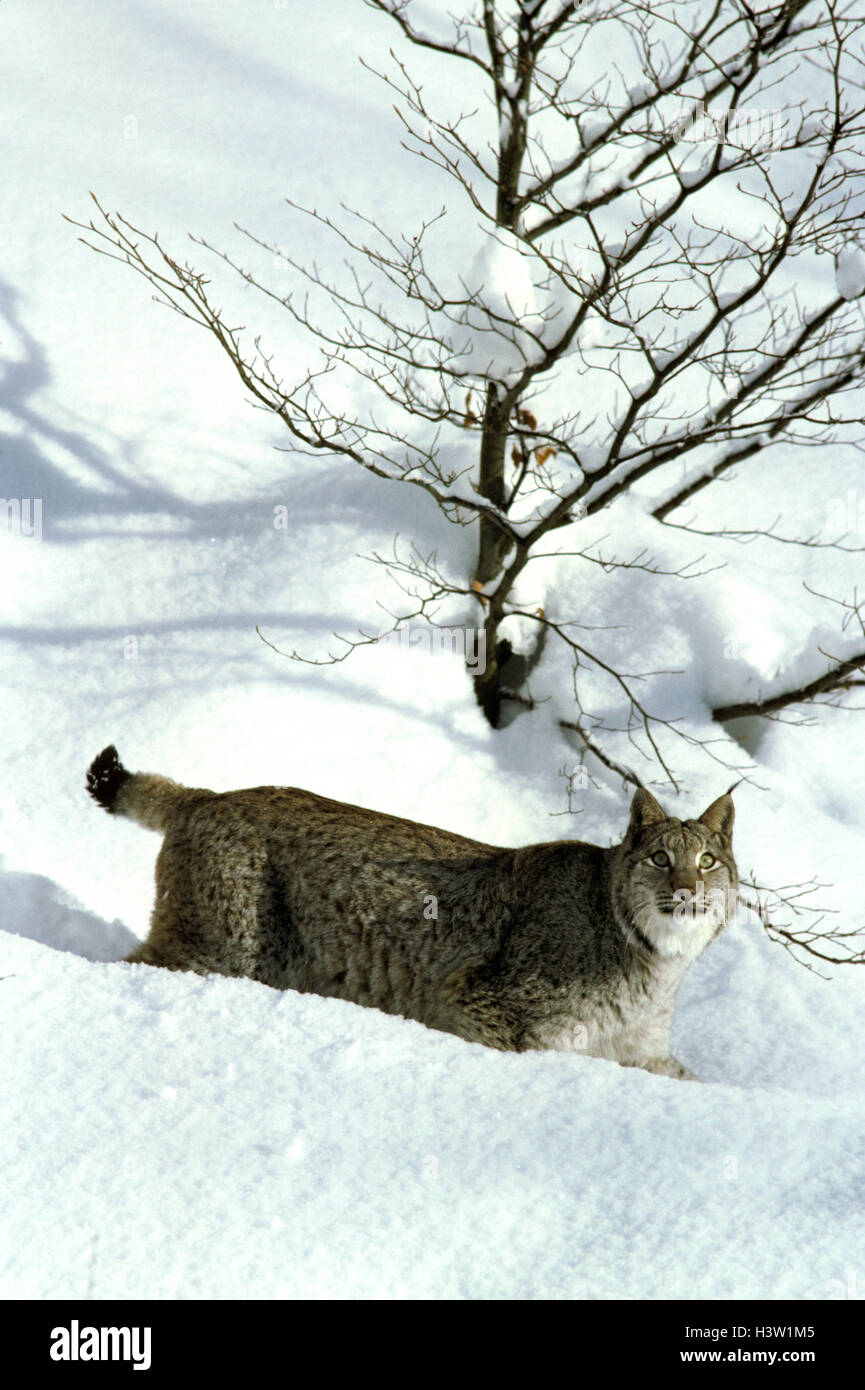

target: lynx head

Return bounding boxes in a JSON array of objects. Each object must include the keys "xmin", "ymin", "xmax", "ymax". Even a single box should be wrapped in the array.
[{"xmin": 611, "ymin": 787, "xmax": 738, "ymax": 959}]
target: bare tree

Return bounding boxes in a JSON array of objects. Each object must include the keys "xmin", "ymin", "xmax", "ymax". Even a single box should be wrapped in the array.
[
  {"xmin": 66, "ymin": 0, "xmax": 865, "ymax": 796},
  {"xmin": 739, "ymin": 871, "xmax": 865, "ymax": 972}
]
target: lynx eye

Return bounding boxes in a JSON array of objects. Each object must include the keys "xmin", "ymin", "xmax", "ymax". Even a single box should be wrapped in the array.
[
  {"xmin": 650, "ymin": 851, "xmax": 670, "ymax": 868},
  {"xmin": 698, "ymin": 852, "xmax": 717, "ymax": 870}
]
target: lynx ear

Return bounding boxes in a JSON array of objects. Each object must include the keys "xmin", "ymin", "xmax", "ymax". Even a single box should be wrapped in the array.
[
  {"xmin": 626, "ymin": 787, "xmax": 667, "ymax": 840},
  {"xmin": 699, "ymin": 792, "xmax": 734, "ymax": 842}
]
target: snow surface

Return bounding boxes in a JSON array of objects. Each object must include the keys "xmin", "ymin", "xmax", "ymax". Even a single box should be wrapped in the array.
[
  {"xmin": 462, "ymin": 233, "xmax": 548, "ymax": 379},
  {"xmin": 2, "ymin": 0, "xmax": 865, "ymax": 1302},
  {"xmin": 836, "ymin": 246, "xmax": 865, "ymax": 301}
]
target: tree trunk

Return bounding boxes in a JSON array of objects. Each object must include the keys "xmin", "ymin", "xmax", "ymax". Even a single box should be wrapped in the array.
[
  {"xmin": 475, "ymin": 384, "xmax": 511, "ymax": 583},
  {"xmin": 472, "ymin": 25, "xmax": 532, "ymax": 722}
]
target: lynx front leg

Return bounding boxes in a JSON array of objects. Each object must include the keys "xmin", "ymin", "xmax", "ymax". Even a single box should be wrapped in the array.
[
  {"xmin": 124, "ymin": 938, "xmax": 203, "ymax": 972},
  {"xmin": 636, "ymin": 1055, "xmax": 699, "ymax": 1081}
]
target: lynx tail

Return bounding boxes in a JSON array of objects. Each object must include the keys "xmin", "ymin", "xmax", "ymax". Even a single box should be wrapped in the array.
[
  {"xmin": 86, "ymin": 744, "xmax": 202, "ymax": 834},
  {"xmin": 86, "ymin": 744, "xmax": 131, "ymax": 814}
]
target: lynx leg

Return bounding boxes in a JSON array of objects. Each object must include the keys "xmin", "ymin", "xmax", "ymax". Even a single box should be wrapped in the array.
[
  {"xmin": 125, "ymin": 821, "xmax": 264, "ymax": 978},
  {"xmin": 636, "ymin": 1056, "xmax": 699, "ymax": 1081},
  {"xmin": 123, "ymin": 861, "xmax": 215, "ymax": 975},
  {"xmin": 127, "ymin": 811, "xmax": 306, "ymax": 988},
  {"xmin": 124, "ymin": 938, "xmax": 192, "ymax": 972}
]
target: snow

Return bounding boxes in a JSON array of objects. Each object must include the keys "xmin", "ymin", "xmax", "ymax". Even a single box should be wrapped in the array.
[
  {"xmin": 459, "ymin": 232, "xmax": 550, "ymax": 381},
  {"xmin": 2, "ymin": 0, "xmax": 865, "ymax": 1305},
  {"xmin": 835, "ymin": 245, "xmax": 865, "ymax": 300},
  {"xmin": 496, "ymin": 610, "xmax": 542, "ymax": 656},
  {"xmin": 4, "ymin": 905, "xmax": 865, "ymax": 1301},
  {"xmin": 580, "ymin": 114, "xmax": 607, "ymax": 145},
  {"xmin": 577, "ymin": 442, "xmax": 609, "ymax": 472}
]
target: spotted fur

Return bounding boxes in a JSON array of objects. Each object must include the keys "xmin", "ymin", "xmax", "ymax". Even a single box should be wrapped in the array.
[{"xmin": 87, "ymin": 746, "xmax": 737, "ymax": 1079}]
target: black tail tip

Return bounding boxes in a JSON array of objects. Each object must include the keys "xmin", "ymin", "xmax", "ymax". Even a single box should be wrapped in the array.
[{"xmin": 86, "ymin": 744, "xmax": 130, "ymax": 813}]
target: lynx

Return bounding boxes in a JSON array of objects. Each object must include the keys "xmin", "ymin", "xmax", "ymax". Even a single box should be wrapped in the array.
[{"xmin": 86, "ymin": 745, "xmax": 737, "ymax": 1079}]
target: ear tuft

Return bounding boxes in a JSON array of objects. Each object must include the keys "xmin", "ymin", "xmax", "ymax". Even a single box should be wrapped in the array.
[
  {"xmin": 626, "ymin": 787, "xmax": 667, "ymax": 839},
  {"xmin": 699, "ymin": 791, "xmax": 735, "ymax": 841}
]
